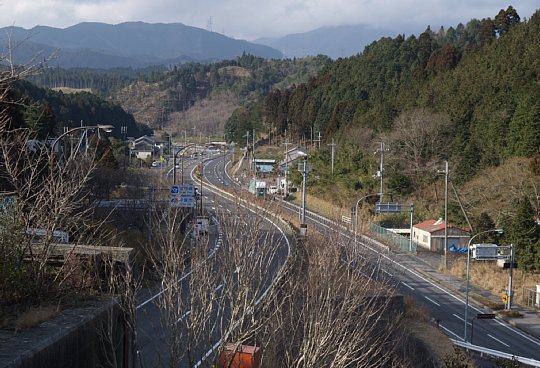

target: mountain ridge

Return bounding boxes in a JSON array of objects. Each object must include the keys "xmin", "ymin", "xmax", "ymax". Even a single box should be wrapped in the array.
[
  {"xmin": 255, "ymin": 24, "xmax": 395, "ymax": 59},
  {"xmin": 1, "ymin": 21, "xmax": 282, "ymax": 68}
]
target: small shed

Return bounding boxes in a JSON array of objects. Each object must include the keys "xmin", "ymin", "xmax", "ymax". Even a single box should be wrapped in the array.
[
  {"xmin": 412, "ymin": 218, "xmax": 470, "ymax": 252},
  {"xmin": 219, "ymin": 344, "xmax": 261, "ymax": 368}
]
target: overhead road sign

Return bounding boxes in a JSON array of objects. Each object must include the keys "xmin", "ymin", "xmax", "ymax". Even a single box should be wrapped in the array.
[
  {"xmin": 375, "ymin": 202, "xmax": 410, "ymax": 213},
  {"xmin": 171, "ymin": 196, "xmax": 195, "ymax": 208},
  {"xmin": 170, "ymin": 185, "xmax": 195, "ymax": 197}
]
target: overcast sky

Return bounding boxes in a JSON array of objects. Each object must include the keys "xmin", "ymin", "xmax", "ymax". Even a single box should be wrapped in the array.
[{"xmin": 1, "ymin": 0, "xmax": 538, "ymax": 40}]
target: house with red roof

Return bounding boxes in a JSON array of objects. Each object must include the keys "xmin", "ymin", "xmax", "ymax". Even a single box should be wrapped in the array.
[{"xmin": 412, "ymin": 218, "xmax": 470, "ymax": 252}]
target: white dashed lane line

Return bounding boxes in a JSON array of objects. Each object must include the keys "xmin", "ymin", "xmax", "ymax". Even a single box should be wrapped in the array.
[
  {"xmin": 424, "ymin": 296, "xmax": 440, "ymax": 306},
  {"xmin": 401, "ymin": 282, "xmax": 414, "ymax": 290}
]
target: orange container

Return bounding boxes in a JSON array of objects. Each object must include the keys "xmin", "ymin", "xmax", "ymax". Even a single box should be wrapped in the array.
[{"xmin": 218, "ymin": 344, "xmax": 261, "ymax": 368}]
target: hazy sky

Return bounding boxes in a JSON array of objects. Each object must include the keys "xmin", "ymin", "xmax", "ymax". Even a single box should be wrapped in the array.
[{"xmin": 1, "ymin": 0, "xmax": 538, "ymax": 40}]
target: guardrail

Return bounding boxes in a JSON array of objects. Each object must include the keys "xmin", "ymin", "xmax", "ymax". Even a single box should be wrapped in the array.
[{"xmin": 451, "ymin": 339, "xmax": 540, "ymax": 367}]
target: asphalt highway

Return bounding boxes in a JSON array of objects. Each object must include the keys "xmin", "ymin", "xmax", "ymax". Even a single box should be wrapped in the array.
[
  {"xmin": 203, "ymin": 153, "xmax": 540, "ymax": 364},
  {"xmin": 135, "ymin": 152, "xmax": 292, "ymax": 367}
]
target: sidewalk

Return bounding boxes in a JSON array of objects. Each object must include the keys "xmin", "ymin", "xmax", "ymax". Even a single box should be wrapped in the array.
[{"xmin": 407, "ymin": 247, "xmax": 540, "ymax": 341}]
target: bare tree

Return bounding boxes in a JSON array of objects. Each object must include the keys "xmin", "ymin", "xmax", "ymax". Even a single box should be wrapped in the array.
[
  {"xmin": 0, "ymin": 47, "xmax": 116, "ymax": 302},
  {"xmin": 385, "ymin": 108, "xmax": 453, "ymax": 177},
  {"xmin": 261, "ymin": 232, "xmax": 405, "ymax": 367},
  {"xmin": 143, "ymin": 194, "xmax": 289, "ymax": 367}
]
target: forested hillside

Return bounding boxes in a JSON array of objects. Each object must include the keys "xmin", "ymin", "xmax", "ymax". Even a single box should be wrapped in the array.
[
  {"xmin": 1, "ymin": 80, "xmax": 150, "ymax": 140},
  {"xmin": 250, "ymin": 6, "xmax": 539, "ymax": 184},
  {"xmin": 29, "ymin": 54, "xmax": 329, "ymax": 133},
  {"xmin": 224, "ymin": 6, "xmax": 540, "ymax": 271}
]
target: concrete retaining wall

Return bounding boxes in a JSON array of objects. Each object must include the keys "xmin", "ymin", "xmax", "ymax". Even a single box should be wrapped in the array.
[{"xmin": 0, "ymin": 298, "xmax": 134, "ymax": 368}]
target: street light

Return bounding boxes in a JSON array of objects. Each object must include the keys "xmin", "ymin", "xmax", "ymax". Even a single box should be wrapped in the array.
[
  {"xmin": 173, "ymin": 144, "xmax": 194, "ymax": 184},
  {"xmin": 51, "ymin": 124, "xmax": 114, "ymax": 155},
  {"xmin": 354, "ymin": 192, "xmax": 383, "ymax": 244},
  {"xmin": 464, "ymin": 228, "xmax": 504, "ymax": 342}
]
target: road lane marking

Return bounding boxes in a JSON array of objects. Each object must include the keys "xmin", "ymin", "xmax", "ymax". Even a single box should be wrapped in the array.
[
  {"xmin": 401, "ymin": 282, "xmax": 414, "ymax": 290},
  {"xmin": 424, "ymin": 296, "xmax": 440, "ymax": 306},
  {"xmin": 177, "ymin": 310, "xmax": 191, "ymax": 323},
  {"xmin": 205, "ymin": 155, "xmax": 540, "ymax": 352},
  {"xmin": 453, "ymin": 313, "xmax": 472, "ymax": 325},
  {"xmin": 488, "ymin": 334, "xmax": 510, "ymax": 347},
  {"xmin": 493, "ymin": 319, "xmax": 540, "ymax": 346},
  {"xmin": 440, "ymin": 324, "xmax": 464, "ymax": 340}
]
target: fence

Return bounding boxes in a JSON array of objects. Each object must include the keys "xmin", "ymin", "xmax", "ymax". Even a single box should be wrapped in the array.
[
  {"xmin": 369, "ymin": 223, "xmax": 418, "ymax": 254},
  {"xmin": 523, "ymin": 286, "xmax": 540, "ymax": 309}
]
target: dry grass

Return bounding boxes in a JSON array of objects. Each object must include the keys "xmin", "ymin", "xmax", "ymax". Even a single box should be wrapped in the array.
[
  {"xmin": 498, "ymin": 309, "xmax": 524, "ymax": 318},
  {"xmin": 448, "ymin": 258, "xmax": 540, "ymax": 305},
  {"xmin": 51, "ymin": 87, "xmax": 93, "ymax": 94},
  {"xmin": 403, "ymin": 294, "xmax": 431, "ymax": 322},
  {"xmin": 290, "ymin": 193, "xmax": 348, "ymax": 224},
  {"xmin": 15, "ymin": 305, "xmax": 59, "ymax": 330}
]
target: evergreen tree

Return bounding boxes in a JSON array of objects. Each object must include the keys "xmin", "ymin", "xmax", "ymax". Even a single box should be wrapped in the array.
[
  {"xmin": 507, "ymin": 197, "xmax": 539, "ymax": 271},
  {"xmin": 473, "ymin": 212, "xmax": 498, "ymax": 243},
  {"xmin": 507, "ymin": 92, "xmax": 540, "ymax": 156},
  {"xmin": 23, "ymin": 102, "xmax": 56, "ymax": 139}
]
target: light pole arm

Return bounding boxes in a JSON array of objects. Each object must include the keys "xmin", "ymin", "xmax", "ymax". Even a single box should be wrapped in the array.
[
  {"xmin": 173, "ymin": 143, "xmax": 194, "ymax": 184},
  {"xmin": 51, "ymin": 124, "xmax": 114, "ymax": 153},
  {"xmin": 354, "ymin": 192, "xmax": 382, "ymax": 243}
]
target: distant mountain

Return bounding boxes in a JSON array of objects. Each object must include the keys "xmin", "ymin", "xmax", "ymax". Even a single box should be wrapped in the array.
[
  {"xmin": 0, "ymin": 22, "xmax": 282, "ymax": 69},
  {"xmin": 255, "ymin": 24, "xmax": 395, "ymax": 59}
]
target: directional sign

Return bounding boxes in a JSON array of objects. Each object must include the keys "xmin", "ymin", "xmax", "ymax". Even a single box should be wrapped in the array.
[
  {"xmin": 171, "ymin": 196, "xmax": 195, "ymax": 208},
  {"xmin": 476, "ymin": 313, "xmax": 496, "ymax": 319},
  {"xmin": 170, "ymin": 185, "xmax": 195, "ymax": 197},
  {"xmin": 375, "ymin": 202, "xmax": 404, "ymax": 213},
  {"xmin": 501, "ymin": 293, "xmax": 508, "ymax": 304}
]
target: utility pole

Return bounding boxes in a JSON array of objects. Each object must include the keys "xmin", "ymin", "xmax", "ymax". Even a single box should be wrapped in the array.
[
  {"xmin": 252, "ymin": 128, "xmax": 256, "ymax": 174},
  {"xmin": 329, "ymin": 138, "xmax": 335, "ymax": 174},
  {"xmin": 245, "ymin": 130, "xmax": 250, "ymax": 172},
  {"xmin": 507, "ymin": 244, "xmax": 515, "ymax": 310},
  {"xmin": 443, "ymin": 161, "xmax": 448, "ymax": 268},
  {"xmin": 300, "ymin": 157, "xmax": 308, "ymax": 223},
  {"xmin": 298, "ymin": 156, "xmax": 310, "ymax": 236},
  {"xmin": 378, "ymin": 141, "xmax": 386, "ymax": 203},
  {"xmin": 317, "ymin": 131, "xmax": 321, "ymax": 149},
  {"xmin": 283, "ymin": 132, "xmax": 291, "ymax": 198}
]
